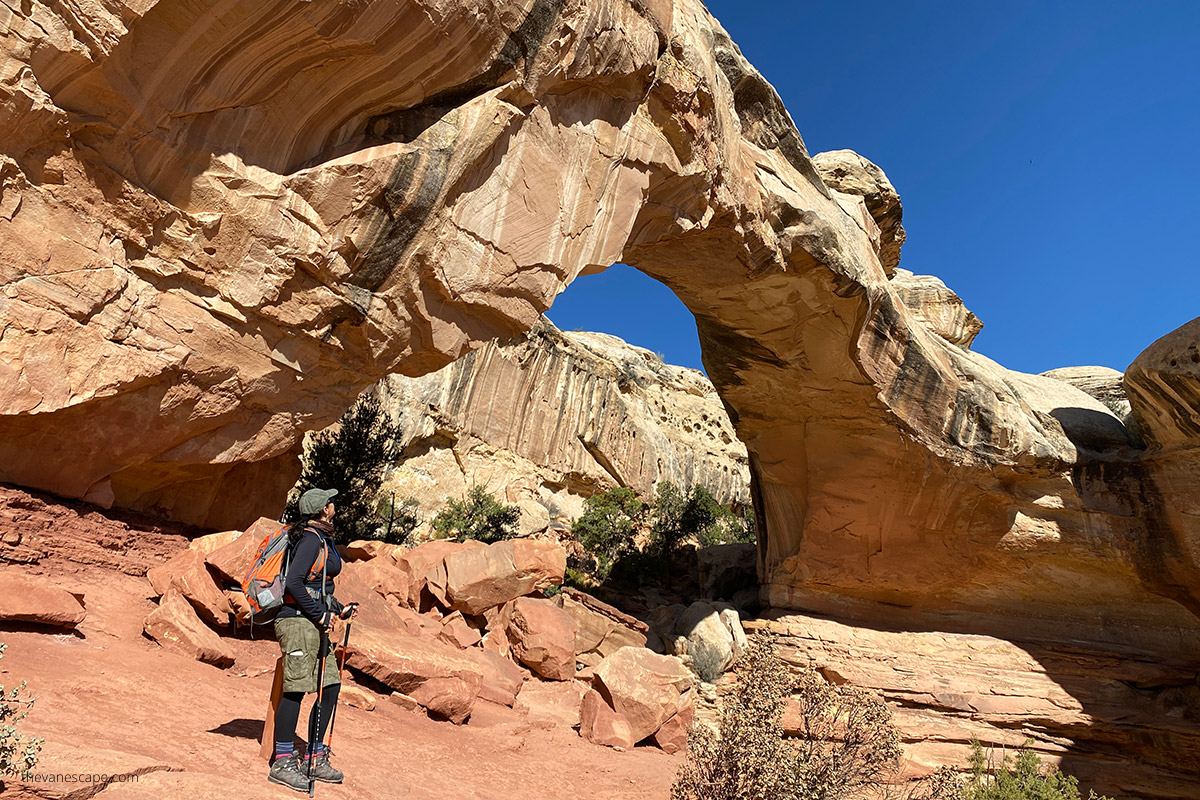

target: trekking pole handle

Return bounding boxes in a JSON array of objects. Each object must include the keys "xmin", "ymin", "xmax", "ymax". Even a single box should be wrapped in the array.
[{"xmin": 338, "ymin": 602, "xmax": 358, "ymax": 620}]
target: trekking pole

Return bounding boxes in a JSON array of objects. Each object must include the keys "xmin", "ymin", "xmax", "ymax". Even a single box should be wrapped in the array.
[
  {"xmin": 324, "ymin": 604, "xmax": 356, "ymax": 755},
  {"xmin": 306, "ymin": 627, "xmax": 331, "ymax": 798}
]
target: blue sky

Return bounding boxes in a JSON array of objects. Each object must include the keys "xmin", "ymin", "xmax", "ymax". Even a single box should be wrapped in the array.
[{"xmin": 548, "ymin": 1, "xmax": 1200, "ymax": 376}]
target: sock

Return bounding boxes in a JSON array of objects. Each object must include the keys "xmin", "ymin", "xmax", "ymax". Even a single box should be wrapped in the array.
[
  {"xmin": 274, "ymin": 741, "xmax": 294, "ymax": 761},
  {"xmin": 303, "ymin": 742, "xmax": 326, "ymax": 760}
]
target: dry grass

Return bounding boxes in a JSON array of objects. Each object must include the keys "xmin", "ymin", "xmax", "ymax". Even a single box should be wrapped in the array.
[{"xmin": 671, "ymin": 632, "xmax": 903, "ymax": 800}]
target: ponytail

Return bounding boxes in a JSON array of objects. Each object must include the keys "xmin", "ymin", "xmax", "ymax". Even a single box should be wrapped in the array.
[{"xmin": 287, "ymin": 512, "xmax": 321, "ymax": 547}]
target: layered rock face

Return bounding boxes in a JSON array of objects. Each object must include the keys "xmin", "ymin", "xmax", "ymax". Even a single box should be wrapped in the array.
[
  {"xmin": 1124, "ymin": 318, "xmax": 1200, "ymax": 619},
  {"xmin": 3, "ymin": 2, "xmax": 1200, "ymax": 793},
  {"xmin": 3, "ymin": 0, "xmax": 1195, "ymax": 624},
  {"xmin": 756, "ymin": 613, "xmax": 1200, "ymax": 800},
  {"xmin": 375, "ymin": 317, "xmax": 749, "ymax": 533}
]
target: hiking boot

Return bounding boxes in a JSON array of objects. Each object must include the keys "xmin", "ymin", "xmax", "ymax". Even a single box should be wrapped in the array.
[
  {"xmin": 267, "ymin": 754, "xmax": 309, "ymax": 793},
  {"xmin": 303, "ymin": 750, "xmax": 344, "ymax": 784}
]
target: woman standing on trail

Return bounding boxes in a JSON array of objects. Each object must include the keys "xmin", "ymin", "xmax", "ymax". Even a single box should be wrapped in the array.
[{"xmin": 268, "ymin": 487, "xmax": 354, "ymax": 792}]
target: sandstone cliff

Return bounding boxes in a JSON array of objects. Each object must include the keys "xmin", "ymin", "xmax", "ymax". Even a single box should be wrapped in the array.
[
  {"xmin": 2, "ymin": 0, "xmax": 1195, "ymax": 625},
  {"xmin": 375, "ymin": 317, "xmax": 750, "ymax": 535}
]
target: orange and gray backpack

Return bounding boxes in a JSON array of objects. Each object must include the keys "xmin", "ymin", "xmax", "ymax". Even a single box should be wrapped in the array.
[{"xmin": 241, "ymin": 523, "xmax": 330, "ymax": 627}]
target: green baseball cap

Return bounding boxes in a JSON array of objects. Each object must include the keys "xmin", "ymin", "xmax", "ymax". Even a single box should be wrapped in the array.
[{"xmin": 298, "ymin": 487, "xmax": 338, "ymax": 515}]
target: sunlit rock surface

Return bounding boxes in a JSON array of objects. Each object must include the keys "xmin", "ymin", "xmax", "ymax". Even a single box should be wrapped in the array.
[
  {"xmin": 812, "ymin": 148, "xmax": 906, "ymax": 275},
  {"xmin": 1042, "ymin": 366, "xmax": 1136, "ymax": 428},
  {"xmin": 375, "ymin": 317, "xmax": 749, "ymax": 534},
  {"xmin": 2, "ymin": 2, "xmax": 1199, "ymax": 793},
  {"xmin": 889, "ymin": 268, "xmax": 984, "ymax": 347}
]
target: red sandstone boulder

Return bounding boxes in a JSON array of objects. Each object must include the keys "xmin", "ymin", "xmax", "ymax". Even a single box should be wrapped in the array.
[
  {"xmin": 339, "ymin": 540, "xmax": 404, "ymax": 562},
  {"xmin": 480, "ymin": 612, "xmax": 513, "ymax": 658},
  {"xmin": 143, "ymin": 590, "xmax": 234, "ymax": 668},
  {"xmin": 515, "ymin": 679, "xmax": 589, "ymax": 727},
  {"xmin": 332, "ymin": 561, "xmax": 412, "ymax": 634},
  {"xmin": 224, "ymin": 588, "xmax": 253, "ymax": 626},
  {"xmin": 335, "ymin": 563, "xmax": 444, "ymax": 653},
  {"xmin": 388, "ymin": 691, "xmax": 421, "ymax": 712},
  {"xmin": 394, "ymin": 539, "xmax": 487, "ymax": 609},
  {"xmin": 592, "ymin": 647, "xmax": 694, "ymax": 743},
  {"xmin": 579, "ymin": 688, "xmax": 635, "ymax": 749},
  {"xmin": 344, "ymin": 626, "xmax": 483, "ymax": 724},
  {"xmin": 464, "ymin": 647, "xmax": 529, "ymax": 707},
  {"xmin": 340, "ymin": 684, "xmax": 377, "ymax": 711},
  {"xmin": 188, "ymin": 529, "xmax": 241, "ymax": 557},
  {"xmin": 442, "ymin": 538, "xmax": 566, "ymax": 614},
  {"xmin": 341, "ymin": 556, "xmax": 411, "ymax": 608},
  {"xmin": 557, "ymin": 587, "xmax": 648, "ymax": 666},
  {"xmin": 438, "ymin": 610, "xmax": 483, "ymax": 649},
  {"xmin": 0, "ymin": 572, "xmax": 86, "ymax": 628},
  {"xmin": 146, "ymin": 548, "xmax": 232, "ymax": 627},
  {"xmin": 651, "ymin": 689, "xmax": 695, "ymax": 754},
  {"xmin": 394, "ymin": 607, "xmax": 443, "ymax": 638},
  {"xmin": 507, "ymin": 597, "xmax": 577, "ymax": 681},
  {"xmin": 207, "ymin": 516, "xmax": 277, "ymax": 584}
]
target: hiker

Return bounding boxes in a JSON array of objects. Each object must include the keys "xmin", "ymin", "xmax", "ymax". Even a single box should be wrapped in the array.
[{"xmin": 268, "ymin": 487, "xmax": 356, "ymax": 792}]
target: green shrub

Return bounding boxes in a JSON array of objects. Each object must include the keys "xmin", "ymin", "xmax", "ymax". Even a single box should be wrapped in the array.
[
  {"xmin": 563, "ymin": 567, "xmax": 593, "ymax": 590},
  {"xmin": 572, "ymin": 487, "xmax": 644, "ymax": 580},
  {"xmin": 288, "ymin": 392, "xmax": 400, "ymax": 543},
  {"xmin": 374, "ymin": 494, "xmax": 420, "ymax": 545},
  {"xmin": 651, "ymin": 481, "xmax": 687, "ymax": 553},
  {"xmin": 963, "ymin": 740, "xmax": 1111, "ymax": 800},
  {"xmin": 653, "ymin": 482, "xmax": 752, "ymax": 551},
  {"xmin": 690, "ymin": 640, "xmax": 727, "ymax": 684},
  {"xmin": 672, "ymin": 633, "xmax": 901, "ymax": 800},
  {"xmin": 431, "ymin": 486, "xmax": 521, "ymax": 543},
  {"xmin": 0, "ymin": 643, "xmax": 42, "ymax": 781}
]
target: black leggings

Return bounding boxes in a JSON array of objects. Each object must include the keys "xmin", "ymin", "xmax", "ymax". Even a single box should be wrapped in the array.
[{"xmin": 275, "ymin": 684, "xmax": 340, "ymax": 752}]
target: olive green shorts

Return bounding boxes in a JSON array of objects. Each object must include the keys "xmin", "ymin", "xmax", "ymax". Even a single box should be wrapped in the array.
[{"xmin": 274, "ymin": 616, "xmax": 340, "ymax": 693}]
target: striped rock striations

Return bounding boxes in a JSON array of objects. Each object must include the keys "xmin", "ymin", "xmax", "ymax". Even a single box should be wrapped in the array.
[
  {"xmin": 375, "ymin": 317, "xmax": 750, "ymax": 534},
  {"xmin": 1124, "ymin": 318, "xmax": 1200, "ymax": 622},
  {"xmin": 1, "ymin": 2, "xmax": 1199, "ymax": 794}
]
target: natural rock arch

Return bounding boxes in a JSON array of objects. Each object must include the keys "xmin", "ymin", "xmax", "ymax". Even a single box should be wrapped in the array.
[{"xmin": 1, "ymin": 0, "xmax": 1198, "ymax": 641}]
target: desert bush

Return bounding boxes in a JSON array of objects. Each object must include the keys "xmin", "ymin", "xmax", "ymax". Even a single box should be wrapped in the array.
[
  {"xmin": 563, "ymin": 566, "xmax": 593, "ymax": 590},
  {"xmin": 0, "ymin": 643, "xmax": 42, "ymax": 781},
  {"xmin": 572, "ymin": 487, "xmax": 644, "ymax": 580},
  {"xmin": 288, "ymin": 392, "xmax": 401, "ymax": 543},
  {"xmin": 651, "ymin": 481, "xmax": 687, "ymax": 553},
  {"xmin": 672, "ymin": 632, "xmax": 902, "ymax": 800},
  {"xmin": 905, "ymin": 767, "xmax": 967, "ymax": 800},
  {"xmin": 963, "ymin": 740, "xmax": 1111, "ymax": 800},
  {"xmin": 690, "ymin": 640, "xmax": 728, "ymax": 684},
  {"xmin": 431, "ymin": 485, "xmax": 521, "ymax": 543},
  {"xmin": 374, "ymin": 493, "xmax": 420, "ymax": 545},
  {"xmin": 653, "ymin": 482, "xmax": 753, "ymax": 551}
]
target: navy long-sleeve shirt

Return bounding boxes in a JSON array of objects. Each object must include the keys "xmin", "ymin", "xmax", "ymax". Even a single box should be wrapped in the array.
[{"xmin": 277, "ymin": 526, "xmax": 342, "ymax": 625}]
